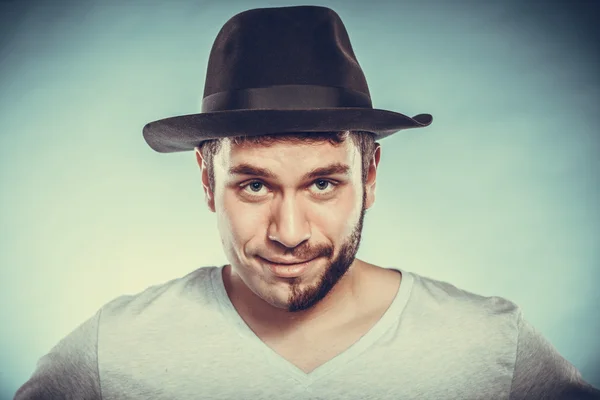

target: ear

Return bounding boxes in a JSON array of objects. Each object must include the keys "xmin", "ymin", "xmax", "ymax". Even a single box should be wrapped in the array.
[
  {"xmin": 194, "ymin": 146, "xmax": 216, "ymax": 213},
  {"xmin": 364, "ymin": 143, "xmax": 381, "ymax": 210}
]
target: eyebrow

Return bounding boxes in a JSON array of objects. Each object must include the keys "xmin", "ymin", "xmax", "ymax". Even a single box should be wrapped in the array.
[{"xmin": 228, "ymin": 162, "xmax": 351, "ymax": 180}]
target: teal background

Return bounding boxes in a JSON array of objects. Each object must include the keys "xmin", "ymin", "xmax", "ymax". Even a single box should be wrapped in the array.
[{"xmin": 1, "ymin": 0, "xmax": 598, "ymax": 397}]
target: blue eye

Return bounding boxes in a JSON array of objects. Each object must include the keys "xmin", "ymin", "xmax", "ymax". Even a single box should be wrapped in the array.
[
  {"xmin": 241, "ymin": 181, "xmax": 268, "ymax": 197},
  {"xmin": 310, "ymin": 179, "xmax": 338, "ymax": 196},
  {"xmin": 314, "ymin": 180, "xmax": 329, "ymax": 190},
  {"xmin": 240, "ymin": 179, "xmax": 338, "ymax": 198},
  {"xmin": 249, "ymin": 182, "xmax": 263, "ymax": 192}
]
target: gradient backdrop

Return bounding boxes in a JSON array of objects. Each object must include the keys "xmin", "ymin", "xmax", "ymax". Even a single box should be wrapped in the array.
[{"xmin": 1, "ymin": 0, "xmax": 598, "ymax": 397}]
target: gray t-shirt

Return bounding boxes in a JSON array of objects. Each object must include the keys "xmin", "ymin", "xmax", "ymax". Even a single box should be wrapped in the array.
[{"xmin": 14, "ymin": 266, "xmax": 600, "ymax": 399}]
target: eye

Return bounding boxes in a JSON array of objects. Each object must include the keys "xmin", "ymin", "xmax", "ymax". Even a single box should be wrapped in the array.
[
  {"xmin": 310, "ymin": 179, "xmax": 336, "ymax": 195},
  {"xmin": 314, "ymin": 180, "xmax": 329, "ymax": 190},
  {"xmin": 242, "ymin": 181, "xmax": 268, "ymax": 195},
  {"xmin": 240, "ymin": 179, "xmax": 338, "ymax": 198}
]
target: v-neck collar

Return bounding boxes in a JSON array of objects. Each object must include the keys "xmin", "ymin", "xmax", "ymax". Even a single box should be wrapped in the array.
[{"xmin": 210, "ymin": 264, "xmax": 414, "ymax": 386}]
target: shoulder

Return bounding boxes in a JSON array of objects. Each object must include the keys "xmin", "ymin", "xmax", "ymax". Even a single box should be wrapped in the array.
[
  {"xmin": 408, "ymin": 270, "xmax": 521, "ymax": 320},
  {"xmin": 405, "ymin": 270, "xmax": 522, "ymax": 355},
  {"xmin": 100, "ymin": 266, "xmax": 219, "ymax": 321}
]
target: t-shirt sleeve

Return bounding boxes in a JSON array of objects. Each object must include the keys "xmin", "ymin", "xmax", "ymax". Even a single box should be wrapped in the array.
[
  {"xmin": 13, "ymin": 308, "xmax": 103, "ymax": 400},
  {"xmin": 509, "ymin": 311, "xmax": 600, "ymax": 400}
]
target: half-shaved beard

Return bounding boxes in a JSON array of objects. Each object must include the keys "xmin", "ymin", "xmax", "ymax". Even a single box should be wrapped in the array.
[{"xmin": 287, "ymin": 188, "xmax": 367, "ymax": 312}]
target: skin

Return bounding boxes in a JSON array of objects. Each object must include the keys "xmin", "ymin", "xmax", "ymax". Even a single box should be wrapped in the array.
[{"xmin": 194, "ymin": 137, "xmax": 397, "ymax": 337}]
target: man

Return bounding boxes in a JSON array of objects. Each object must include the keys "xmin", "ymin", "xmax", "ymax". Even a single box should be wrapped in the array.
[{"xmin": 15, "ymin": 5, "xmax": 600, "ymax": 400}]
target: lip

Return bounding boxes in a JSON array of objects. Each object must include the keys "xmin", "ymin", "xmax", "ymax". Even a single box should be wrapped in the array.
[
  {"xmin": 263, "ymin": 257, "xmax": 313, "ymax": 265},
  {"xmin": 259, "ymin": 256, "xmax": 318, "ymax": 278}
]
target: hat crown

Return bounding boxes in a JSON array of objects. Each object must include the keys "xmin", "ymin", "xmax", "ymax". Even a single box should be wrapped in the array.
[{"xmin": 203, "ymin": 6, "xmax": 370, "ymax": 99}]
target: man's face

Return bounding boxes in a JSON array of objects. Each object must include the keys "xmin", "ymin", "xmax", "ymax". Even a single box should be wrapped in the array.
[{"xmin": 198, "ymin": 137, "xmax": 378, "ymax": 313}]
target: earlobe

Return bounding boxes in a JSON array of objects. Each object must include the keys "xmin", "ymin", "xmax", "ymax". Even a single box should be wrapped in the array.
[
  {"xmin": 365, "ymin": 182, "xmax": 376, "ymax": 210},
  {"xmin": 206, "ymin": 193, "xmax": 216, "ymax": 213}
]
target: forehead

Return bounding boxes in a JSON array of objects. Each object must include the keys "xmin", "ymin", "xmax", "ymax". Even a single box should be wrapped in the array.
[{"xmin": 214, "ymin": 137, "xmax": 360, "ymax": 176}]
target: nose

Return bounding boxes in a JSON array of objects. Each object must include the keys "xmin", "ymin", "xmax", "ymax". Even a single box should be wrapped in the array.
[{"xmin": 267, "ymin": 195, "xmax": 311, "ymax": 249}]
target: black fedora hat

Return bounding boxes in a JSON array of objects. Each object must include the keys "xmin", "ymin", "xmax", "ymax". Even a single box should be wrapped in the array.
[{"xmin": 143, "ymin": 5, "xmax": 432, "ymax": 153}]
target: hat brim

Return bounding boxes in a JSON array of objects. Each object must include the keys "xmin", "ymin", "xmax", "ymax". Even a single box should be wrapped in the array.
[{"xmin": 142, "ymin": 108, "xmax": 433, "ymax": 153}]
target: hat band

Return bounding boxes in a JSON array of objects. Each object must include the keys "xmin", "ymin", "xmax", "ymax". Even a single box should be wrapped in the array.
[{"xmin": 201, "ymin": 85, "xmax": 372, "ymax": 113}]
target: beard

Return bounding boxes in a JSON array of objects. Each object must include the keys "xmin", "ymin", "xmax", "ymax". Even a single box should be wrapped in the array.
[{"xmin": 286, "ymin": 188, "xmax": 368, "ymax": 312}]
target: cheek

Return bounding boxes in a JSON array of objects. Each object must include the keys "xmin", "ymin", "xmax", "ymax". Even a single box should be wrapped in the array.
[
  {"xmin": 217, "ymin": 192, "xmax": 265, "ymax": 243},
  {"xmin": 311, "ymin": 189, "xmax": 362, "ymax": 237}
]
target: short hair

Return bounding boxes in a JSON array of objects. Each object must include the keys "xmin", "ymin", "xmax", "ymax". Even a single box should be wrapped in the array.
[{"xmin": 199, "ymin": 131, "xmax": 377, "ymax": 194}]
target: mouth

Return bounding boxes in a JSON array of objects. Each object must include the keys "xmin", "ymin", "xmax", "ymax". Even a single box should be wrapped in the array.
[
  {"xmin": 259, "ymin": 256, "xmax": 319, "ymax": 278},
  {"xmin": 261, "ymin": 257, "xmax": 315, "ymax": 265}
]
